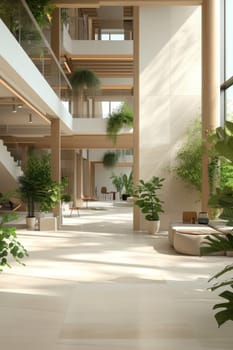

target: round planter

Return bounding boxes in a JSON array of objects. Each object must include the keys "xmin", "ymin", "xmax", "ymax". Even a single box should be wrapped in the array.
[
  {"xmin": 146, "ymin": 220, "xmax": 160, "ymax": 234},
  {"xmin": 26, "ymin": 216, "xmax": 36, "ymax": 230}
]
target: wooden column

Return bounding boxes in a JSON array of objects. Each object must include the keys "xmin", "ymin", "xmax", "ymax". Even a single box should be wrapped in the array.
[
  {"xmin": 51, "ymin": 119, "xmax": 61, "ymax": 223},
  {"xmin": 77, "ymin": 151, "xmax": 83, "ymax": 199},
  {"xmin": 51, "ymin": 8, "xmax": 61, "ymax": 60},
  {"xmin": 133, "ymin": 6, "xmax": 140, "ymax": 231},
  {"xmin": 202, "ymin": 0, "xmax": 220, "ymax": 211}
]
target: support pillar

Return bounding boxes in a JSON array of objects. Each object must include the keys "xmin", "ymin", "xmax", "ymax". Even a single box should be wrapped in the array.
[
  {"xmin": 51, "ymin": 8, "xmax": 60, "ymax": 60},
  {"xmin": 77, "ymin": 151, "xmax": 83, "ymax": 199},
  {"xmin": 202, "ymin": 0, "xmax": 220, "ymax": 211},
  {"xmin": 133, "ymin": 7, "xmax": 140, "ymax": 231},
  {"xmin": 51, "ymin": 119, "xmax": 61, "ymax": 224}
]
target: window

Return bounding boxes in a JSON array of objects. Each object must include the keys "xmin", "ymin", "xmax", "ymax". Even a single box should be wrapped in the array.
[
  {"xmin": 221, "ymin": 0, "xmax": 233, "ymax": 122},
  {"xmin": 102, "ymin": 101, "xmax": 122, "ymax": 118},
  {"xmin": 95, "ymin": 30, "xmax": 124, "ymax": 41}
]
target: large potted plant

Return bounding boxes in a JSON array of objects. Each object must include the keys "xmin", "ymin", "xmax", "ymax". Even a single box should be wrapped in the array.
[
  {"xmin": 18, "ymin": 154, "xmax": 65, "ymax": 229},
  {"xmin": 134, "ymin": 176, "xmax": 164, "ymax": 234}
]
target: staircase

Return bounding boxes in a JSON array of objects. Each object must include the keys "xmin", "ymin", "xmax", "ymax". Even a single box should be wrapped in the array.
[{"xmin": 0, "ymin": 140, "xmax": 23, "ymax": 193}]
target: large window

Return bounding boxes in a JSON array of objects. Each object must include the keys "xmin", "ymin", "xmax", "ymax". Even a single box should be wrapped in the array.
[
  {"xmin": 221, "ymin": 0, "xmax": 233, "ymax": 122},
  {"xmin": 102, "ymin": 101, "xmax": 122, "ymax": 118},
  {"xmin": 95, "ymin": 29, "xmax": 124, "ymax": 41}
]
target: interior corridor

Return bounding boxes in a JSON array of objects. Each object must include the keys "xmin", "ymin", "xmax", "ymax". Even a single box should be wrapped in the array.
[{"xmin": 0, "ymin": 202, "xmax": 232, "ymax": 350}]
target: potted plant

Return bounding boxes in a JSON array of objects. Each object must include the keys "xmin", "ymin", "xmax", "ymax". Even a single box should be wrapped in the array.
[
  {"xmin": 18, "ymin": 154, "xmax": 65, "ymax": 229},
  {"xmin": 110, "ymin": 172, "xmax": 124, "ymax": 198},
  {"xmin": 134, "ymin": 176, "xmax": 164, "ymax": 234},
  {"xmin": 106, "ymin": 102, "xmax": 133, "ymax": 144},
  {"xmin": 121, "ymin": 171, "xmax": 133, "ymax": 200}
]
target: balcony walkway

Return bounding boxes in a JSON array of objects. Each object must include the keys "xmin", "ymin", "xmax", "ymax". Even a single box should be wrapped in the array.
[{"xmin": 0, "ymin": 202, "xmax": 232, "ymax": 350}]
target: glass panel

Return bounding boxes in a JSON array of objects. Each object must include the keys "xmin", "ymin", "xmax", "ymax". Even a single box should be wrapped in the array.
[
  {"xmin": 226, "ymin": 85, "xmax": 233, "ymax": 121},
  {"xmin": 225, "ymin": 0, "xmax": 233, "ymax": 79},
  {"xmin": 0, "ymin": 0, "xmax": 71, "ymax": 99}
]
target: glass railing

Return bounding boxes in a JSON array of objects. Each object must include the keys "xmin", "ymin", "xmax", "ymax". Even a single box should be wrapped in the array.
[{"xmin": 0, "ymin": 0, "xmax": 72, "ymax": 100}]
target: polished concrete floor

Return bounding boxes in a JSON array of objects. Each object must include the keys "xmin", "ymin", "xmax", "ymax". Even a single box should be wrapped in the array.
[{"xmin": 0, "ymin": 202, "xmax": 232, "ymax": 349}]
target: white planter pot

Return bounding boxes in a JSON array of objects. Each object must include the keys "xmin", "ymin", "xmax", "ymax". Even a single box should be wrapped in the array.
[
  {"xmin": 26, "ymin": 216, "xmax": 36, "ymax": 230},
  {"xmin": 39, "ymin": 216, "xmax": 57, "ymax": 231},
  {"xmin": 146, "ymin": 220, "xmax": 160, "ymax": 234}
]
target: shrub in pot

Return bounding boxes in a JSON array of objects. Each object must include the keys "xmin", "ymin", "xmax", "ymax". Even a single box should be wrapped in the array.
[
  {"xmin": 18, "ymin": 154, "xmax": 66, "ymax": 229},
  {"xmin": 134, "ymin": 176, "xmax": 164, "ymax": 234}
]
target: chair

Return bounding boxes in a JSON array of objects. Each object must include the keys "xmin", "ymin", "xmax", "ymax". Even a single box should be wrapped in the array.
[
  {"xmin": 182, "ymin": 211, "xmax": 197, "ymax": 224},
  {"xmin": 70, "ymin": 198, "xmax": 83, "ymax": 216},
  {"xmin": 100, "ymin": 186, "xmax": 110, "ymax": 200}
]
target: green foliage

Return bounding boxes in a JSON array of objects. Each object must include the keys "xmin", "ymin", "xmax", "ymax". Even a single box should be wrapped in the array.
[
  {"xmin": 70, "ymin": 69, "xmax": 100, "ymax": 93},
  {"xmin": 61, "ymin": 193, "xmax": 72, "ymax": 203},
  {"xmin": 172, "ymin": 118, "xmax": 221, "ymax": 193},
  {"xmin": 0, "ymin": 213, "xmax": 28, "ymax": 272},
  {"xmin": 26, "ymin": 0, "xmax": 55, "ymax": 28},
  {"xmin": 106, "ymin": 102, "xmax": 133, "ymax": 144},
  {"xmin": 122, "ymin": 171, "xmax": 134, "ymax": 196},
  {"xmin": 110, "ymin": 173, "xmax": 124, "ymax": 194},
  {"xmin": 209, "ymin": 187, "xmax": 233, "ymax": 225},
  {"xmin": 18, "ymin": 154, "xmax": 66, "ymax": 216},
  {"xmin": 110, "ymin": 171, "xmax": 134, "ymax": 195},
  {"xmin": 210, "ymin": 121, "xmax": 233, "ymax": 164},
  {"xmin": 201, "ymin": 234, "xmax": 233, "ymax": 327},
  {"xmin": 103, "ymin": 151, "xmax": 119, "ymax": 168},
  {"xmin": 173, "ymin": 118, "xmax": 202, "ymax": 191},
  {"xmin": 134, "ymin": 176, "xmax": 164, "ymax": 221},
  {"xmin": 208, "ymin": 121, "xmax": 233, "ymax": 225}
]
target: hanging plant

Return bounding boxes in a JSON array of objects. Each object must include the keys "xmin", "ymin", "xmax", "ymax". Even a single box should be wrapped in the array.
[
  {"xmin": 102, "ymin": 151, "xmax": 119, "ymax": 168},
  {"xmin": 106, "ymin": 102, "xmax": 133, "ymax": 144},
  {"xmin": 69, "ymin": 69, "xmax": 100, "ymax": 94}
]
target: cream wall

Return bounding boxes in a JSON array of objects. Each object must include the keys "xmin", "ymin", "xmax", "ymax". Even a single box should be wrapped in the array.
[{"xmin": 139, "ymin": 6, "xmax": 202, "ymax": 229}]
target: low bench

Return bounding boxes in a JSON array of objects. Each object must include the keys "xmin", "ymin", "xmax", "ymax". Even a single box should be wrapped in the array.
[{"xmin": 169, "ymin": 223, "xmax": 231, "ymax": 256}]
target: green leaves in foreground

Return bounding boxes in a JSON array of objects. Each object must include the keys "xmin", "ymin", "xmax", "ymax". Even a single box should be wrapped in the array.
[
  {"xmin": 0, "ymin": 213, "xmax": 28, "ymax": 272},
  {"xmin": 201, "ymin": 233, "xmax": 233, "ymax": 327}
]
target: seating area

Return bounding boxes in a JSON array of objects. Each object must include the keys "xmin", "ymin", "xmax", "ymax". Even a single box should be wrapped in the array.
[{"xmin": 169, "ymin": 211, "xmax": 233, "ymax": 256}]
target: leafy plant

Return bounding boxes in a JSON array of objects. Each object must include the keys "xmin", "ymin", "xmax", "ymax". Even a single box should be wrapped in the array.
[
  {"xmin": 18, "ymin": 154, "xmax": 66, "ymax": 217},
  {"xmin": 201, "ymin": 121, "xmax": 233, "ymax": 328},
  {"xmin": 201, "ymin": 234, "xmax": 233, "ymax": 327},
  {"xmin": 61, "ymin": 193, "xmax": 72, "ymax": 203},
  {"xmin": 172, "ymin": 117, "xmax": 221, "ymax": 193},
  {"xmin": 0, "ymin": 212, "xmax": 28, "ymax": 272},
  {"xmin": 110, "ymin": 173, "xmax": 124, "ymax": 194},
  {"xmin": 134, "ymin": 176, "xmax": 164, "ymax": 221},
  {"xmin": 208, "ymin": 121, "xmax": 233, "ymax": 225},
  {"xmin": 106, "ymin": 102, "xmax": 133, "ymax": 144},
  {"xmin": 70, "ymin": 69, "xmax": 100, "ymax": 94},
  {"xmin": 103, "ymin": 151, "xmax": 119, "ymax": 168},
  {"xmin": 26, "ymin": 0, "xmax": 55, "ymax": 28},
  {"xmin": 122, "ymin": 171, "xmax": 134, "ymax": 196}
]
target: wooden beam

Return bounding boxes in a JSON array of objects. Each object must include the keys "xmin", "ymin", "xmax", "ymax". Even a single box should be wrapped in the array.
[
  {"xmin": 53, "ymin": 0, "xmax": 202, "ymax": 8},
  {"xmin": 1, "ymin": 134, "xmax": 133, "ymax": 149}
]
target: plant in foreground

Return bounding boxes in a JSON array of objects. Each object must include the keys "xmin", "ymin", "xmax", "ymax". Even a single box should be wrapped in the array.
[
  {"xmin": 201, "ymin": 234, "xmax": 233, "ymax": 327},
  {"xmin": 0, "ymin": 213, "xmax": 28, "ymax": 272}
]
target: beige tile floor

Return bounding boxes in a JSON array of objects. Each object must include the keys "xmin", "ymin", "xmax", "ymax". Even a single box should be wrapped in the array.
[{"xmin": 0, "ymin": 202, "xmax": 233, "ymax": 350}]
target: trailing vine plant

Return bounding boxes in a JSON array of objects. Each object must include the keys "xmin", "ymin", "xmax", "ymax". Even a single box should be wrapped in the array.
[{"xmin": 106, "ymin": 102, "xmax": 133, "ymax": 144}]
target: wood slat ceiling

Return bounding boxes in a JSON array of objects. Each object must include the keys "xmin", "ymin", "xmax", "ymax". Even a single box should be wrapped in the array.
[{"xmin": 68, "ymin": 58, "xmax": 133, "ymax": 77}]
